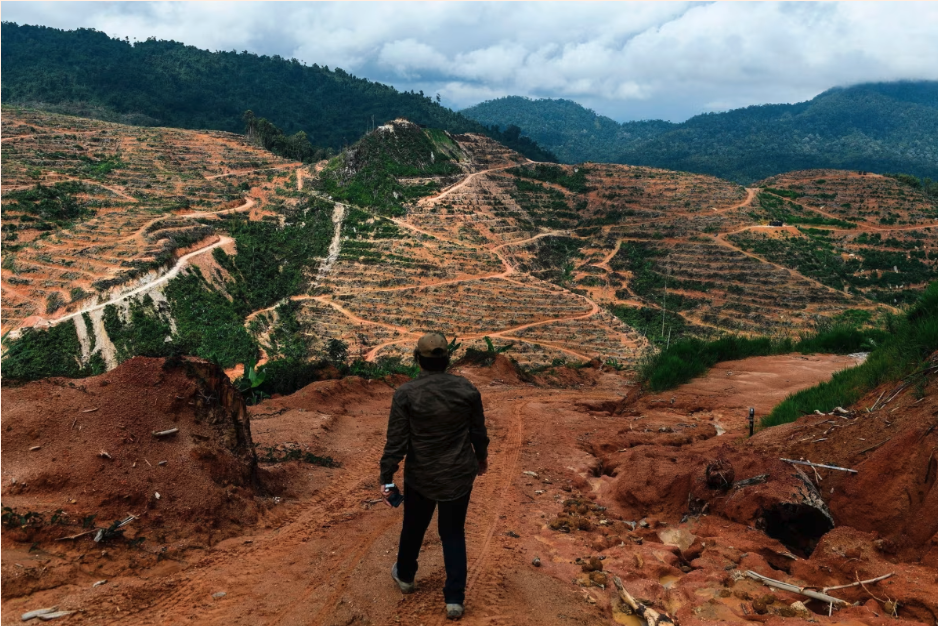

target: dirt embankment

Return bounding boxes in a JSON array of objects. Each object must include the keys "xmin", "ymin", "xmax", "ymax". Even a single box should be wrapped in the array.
[
  {"xmin": 592, "ymin": 354, "xmax": 938, "ymax": 625},
  {"xmin": 2, "ymin": 353, "xmax": 936, "ymax": 625},
  {"xmin": 1, "ymin": 358, "xmax": 266, "ymax": 599}
]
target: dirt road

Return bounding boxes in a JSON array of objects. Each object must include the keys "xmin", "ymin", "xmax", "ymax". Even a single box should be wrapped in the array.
[
  {"xmin": 1, "ymin": 353, "xmax": 875, "ymax": 626},
  {"xmin": 11, "ymin": 236, "xmax": 235, "ymax": 338}
]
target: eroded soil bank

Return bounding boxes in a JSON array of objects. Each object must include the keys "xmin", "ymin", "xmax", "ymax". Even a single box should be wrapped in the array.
[{"xmin": 2, "ymin": 352, "xmax": 936, "ymax": 626}]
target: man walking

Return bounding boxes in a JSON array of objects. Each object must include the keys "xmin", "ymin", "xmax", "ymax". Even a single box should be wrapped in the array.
[{"xmin": 380, "ymin": 333, "xmax": 489, "ymax": 621}]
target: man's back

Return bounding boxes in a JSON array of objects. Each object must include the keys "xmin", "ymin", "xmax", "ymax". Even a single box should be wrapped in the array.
[{"xmin": 380, "ymin": 370, "xmax": 488, "ymax": 502}]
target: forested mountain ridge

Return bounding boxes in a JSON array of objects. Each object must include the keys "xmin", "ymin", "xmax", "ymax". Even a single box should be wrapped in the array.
[
  {"xmin": 0, "ymin": 22, "xmax": 557, "ymax": 162},
  {"xmin": 462, "ymin": 82, "xmax": 938, "ymax": 183},
  {"xmin": 461, "ymin": 96, "xmax": 676, "ymax": 164}
]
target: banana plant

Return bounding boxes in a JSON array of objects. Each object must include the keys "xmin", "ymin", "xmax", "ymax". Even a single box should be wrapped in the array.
[
  {"xmin": 483, "ymin": 336, "xmax": 514, "ymax": 354},
  {"xmin": 238, "ymin": 359, "xmax": 269, "ymax": 405}
]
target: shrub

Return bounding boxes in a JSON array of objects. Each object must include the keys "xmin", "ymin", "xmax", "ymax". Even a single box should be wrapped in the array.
[
  {"xmin": 247, "ymin": 358, "xmax": 330, "ymax": 397},
  {"xmin": 1, "ymin": 322, "xmax": 102, "ymax": 381},
  {"xmin": 346, "ymin": 356, "xmax": 418, "ymax": 379},
  {"xmin": 5, "ymin": 181, "xmax": 94, "ymax": 224}
]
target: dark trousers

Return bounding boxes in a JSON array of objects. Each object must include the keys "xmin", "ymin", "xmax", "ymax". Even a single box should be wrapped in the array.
[{"xmin": 396, "ymin": 485, "xmax": 472, "ymax": 605}]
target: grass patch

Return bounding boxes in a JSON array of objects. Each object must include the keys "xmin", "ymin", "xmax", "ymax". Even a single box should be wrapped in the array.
[
  {"xmin": 757, "ymin": 192, "xmax": 856, "ymax": 228},
  {"xmin": 609, "ymin": 305, "xmax": 694, "ymax": 347},
  {"xmin": 4, "ymin": 182, "xmax": 94, "ymax": 225},
  {"xmin": 508, "ymin": 164, "xmax": 591, "ymax": 194},
  {"xmin": 103, "ymin": 295, "xmax": 176, "ymax": 364},
  {"xmin": 639, "ymin": 324, "xmax": 885, "ymax": 392},
  {"xmin": 763, "ymin": 282, "xmax": 938, "ymax": 427},
  {"xmin": 163, "ymin": 267, "xmax": 258, "ymax": 368},
  {"xmin": 214, "ymin": 196, "xmax": 334, "ymax": 315}
]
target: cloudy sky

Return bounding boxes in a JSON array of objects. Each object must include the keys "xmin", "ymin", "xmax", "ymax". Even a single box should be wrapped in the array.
[{"xmin": 4, "ymin": 2, "xmax": 937, "ymax": 122}]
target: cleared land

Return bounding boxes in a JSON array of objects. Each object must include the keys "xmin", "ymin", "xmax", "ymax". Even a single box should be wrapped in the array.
[
  {"xmin": 4, "ymin": 112, "xmax": 937, "ymax": 374},
  {"xmin": 1, "ymin": 108, "xmax": 296, "ymax": 334}
]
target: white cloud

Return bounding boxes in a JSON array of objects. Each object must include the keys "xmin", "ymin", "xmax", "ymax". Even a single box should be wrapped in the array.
[{"xmin": 3, "ymin": 2, "xmax": 936, "ymax": 122}]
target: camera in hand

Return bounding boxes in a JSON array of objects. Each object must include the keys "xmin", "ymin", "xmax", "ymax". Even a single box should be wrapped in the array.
[{"xmin": 385, "ymin": 484, "xmax": 404, "ymax": 507}]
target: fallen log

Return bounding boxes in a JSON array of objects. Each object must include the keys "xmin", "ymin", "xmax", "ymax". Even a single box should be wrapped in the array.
[
  {"xmin": 781, "ymin": 459, "xmax": 857, "ymax": 474},
  {"xmin": 152, "ymin": 428, "xmax": 179, "ymax": 437},
  {"xmin": 612, "ymin": 577, "xmax": 674, "ymax": 626},
  {"xmin": 746, "ymin": 571, "xmax": 847, "ymax": 606}
]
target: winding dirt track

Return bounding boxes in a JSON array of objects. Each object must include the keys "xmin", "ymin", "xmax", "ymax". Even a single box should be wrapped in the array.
[
  {"xmin": 10, "ymin": 236, "xmax": 234, "ymax": 337},
  {"xmin": 17, "ymin": 352, "xmax": 868, "ymax": 626},
  {"xmin": 13, "ymin": 196, "xmax": 257, "ymax": 334},
  {"xmin": 265, "ymin": 165, "xmax": 617, "ymax": 363}
]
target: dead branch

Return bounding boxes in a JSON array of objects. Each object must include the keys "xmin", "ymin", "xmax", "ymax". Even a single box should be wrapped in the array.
[
  {"xmin": 746, "ymin": 571, "xmax": 847, "ymax": 606},
  {"xmin": 859, "ymin": 438, "xmax": 891, "ymax": 455},
  {"xmin": 612, "ymin": 576, "xmax": 674, "ymax": 626},
  {"xmin": 823, "ymin": 572, "xmax": 893, "ymax": 593},
  {"xmin": 857, "ymin": 572, "xmax": 889, "ymax": 604},
  {"xmin": 152, "ymin": 428, "xmax": 179, "ymax": 437},
  {"xmin": 781, "ymin": 459, "xmax": 857, "ymax": 474},
  {"xmin": 733, "ymin": 474, "xmax": 768, "ymax": 489},
  {"xmin": 881, "ymin": 382, "xmax": 911, "ymax": 407},
  {"xmin": 55, "ymin": 530, "xmax": 96, "ymax": 541}
]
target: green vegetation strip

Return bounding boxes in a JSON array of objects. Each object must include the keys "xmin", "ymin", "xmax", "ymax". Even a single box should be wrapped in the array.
[
  {"xmin": 508, "ymin": 164, "xmax": 590, "ymax": 194},
  {"xmin": 763, "ymin": 282, "xmax": 938, "ymax": 428}
]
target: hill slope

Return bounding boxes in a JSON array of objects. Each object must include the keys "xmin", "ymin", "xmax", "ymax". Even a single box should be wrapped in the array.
[
  {"xmin": 4, "ymin": 109, "xmax": 937, "ymax": 386},
  {"xmin": 462, "ymin": 82, "xmax": 938, "ymax": 183},
  {"xmin": 0, "ymin": 23, "xmax": 556, "ymax": 163}
]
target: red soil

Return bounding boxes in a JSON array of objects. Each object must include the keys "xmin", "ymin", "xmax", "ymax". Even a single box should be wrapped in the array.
[{"xmin": 4, "ymin": 352, "xmax": 935, "ymax": 625}]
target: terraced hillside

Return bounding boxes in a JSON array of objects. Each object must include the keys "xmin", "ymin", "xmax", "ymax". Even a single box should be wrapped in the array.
[
  {"xmin": 1, "ymin": 107, "xmax": 297, "ymax": 334},
  {"xmin": 395, "ymin": 161, "xmax": 926, "ymax": 348},
  {"xmin": 4, "ymin": 110, "xmax": 936, "ymax": 381},
  {"xmin": 729, "ymin": 170, "xmax": 938, "ymax": 306}
]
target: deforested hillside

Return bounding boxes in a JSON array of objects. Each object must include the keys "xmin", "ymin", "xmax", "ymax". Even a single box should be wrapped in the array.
[
  {"xmin": 4, "ymin": 108, "xmax": 937, "ymax": 388},
  {"xmin": 462, "ymin": 81, "xmax": 938, "ymax": 183},
  {"xmin": 1, "ymin": 107, "xmax": 337, "ymax": 379},
  {"xmin": 0, "ymin": 107, "xmax": 299, "ymax": 334},
  {"xmin": 4, "ymin": 109, "xmax": 938, "ymax": 626}
]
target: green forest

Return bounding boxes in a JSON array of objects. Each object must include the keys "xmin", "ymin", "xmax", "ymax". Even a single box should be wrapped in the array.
[
  {"xmin": 462, "ymin": 82, "xmax": 938, "ymax": 184},
  {"xmin": 0, "ymin": 22, "xmax": 555, "ymax": 163}
]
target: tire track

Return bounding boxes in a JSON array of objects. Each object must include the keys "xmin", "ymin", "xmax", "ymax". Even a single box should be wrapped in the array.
[
  {"xmin": 396, "ymin": 395, "xmax": 527, "ymax": 626},
  {"xmin": 117, "ymin": 438, "xmax": 390, "ymax": 626},
  {"xmin": 465, "ymin": 399, "xmax": 526, "ymax": 590},
  {"xmin": 274, "ymin": 515, "xmax": 399, "ymax": 626}
]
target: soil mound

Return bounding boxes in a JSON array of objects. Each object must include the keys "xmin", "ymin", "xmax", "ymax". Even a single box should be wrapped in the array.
[{"xmin": 2, "ymin": 357, "xmax": 260, "ymax": 551}]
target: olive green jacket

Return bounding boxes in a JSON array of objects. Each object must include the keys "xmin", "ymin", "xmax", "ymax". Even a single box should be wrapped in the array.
[{"xmin": 379, "ymin": 370, "xmax": 489, "ymax": 501}]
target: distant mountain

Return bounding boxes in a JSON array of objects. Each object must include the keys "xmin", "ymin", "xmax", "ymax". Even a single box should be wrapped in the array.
[
  {"xmin": 0, "ymin": 23, "xmax": 556, "ymax": 162},
  {"xmin": 462, "ymin": 82, "xmax": 938, "ymax": 183},
  {"xmin": 462, "ymin": 97, "xmax": 676, "ymax": 164}
]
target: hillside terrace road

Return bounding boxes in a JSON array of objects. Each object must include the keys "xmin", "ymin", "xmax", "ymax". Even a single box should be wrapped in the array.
[{"xmin": 12, "ymin": 196, "xmax": 257, "ymax": 334}]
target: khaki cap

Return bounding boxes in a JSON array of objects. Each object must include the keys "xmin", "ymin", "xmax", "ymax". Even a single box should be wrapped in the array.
[{"xmin": 416, "ymin": 333, "xmax": 448, "ymax": 358}]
